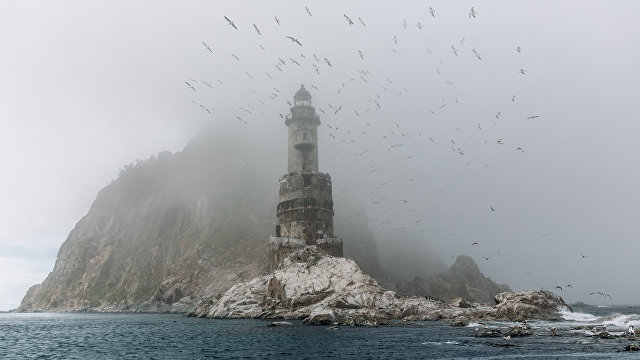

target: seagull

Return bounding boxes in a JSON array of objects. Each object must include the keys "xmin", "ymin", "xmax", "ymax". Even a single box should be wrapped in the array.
[
  {"xmin": 334, "ymin": 105, "xmax": 342, "ymax": 114},
  {"xmin": 393, "ymin": 34, "xmax": 398, "ymax": 45},
  {"xmin": 451, "ymin": 45, "xmax": 459, "ymax": 55},
  {"xmin": 472, "ymin": 49, "xmax": 482, "ymax": 60},
  {"xmin": 580, "ymin": 252, "xmax": 588, "ymax": 258},
  {"xmin": 526, "ymin": 115, "xmax": 540, "ymax": 119},
  {"xmin": 359, "ymin": 17, "xmax": 366, "ymax": 26},
  {"xmin": 253, "ymin": 24, "xmax": 261, "ymax": 35},
  {"xmin": 516, "ymin": 46, "xmax": 522, "ymax": 53},
  {"xmin": 358, "ymin": 50, "xmax": 364, "ymax": 59},
  {"xmin": 289, "ymin": 58, "xmax": 300, "ymax": 66},
  {"xmin": 403, "ymin": 18, "xmax": 408, "ymax": 29},
  {"xmin": 483, "ymin": 256, "xmax": 491, "ymax": 261},
  {"xmin": 344, "ymin": 14, "xmax": 354, "ymax": 26},
  {"xmin": 554, "ymin": 286, "xmax": 563, "ymax": 291},
  {"xmin": 305, "ymin": 6, "xmax": 312, "ymax": 17},
  {"xmin": 324, "ymin": 57, "xmax": 332, "ymax": 67},
  {"xmin": 224, "ymin": 16, "xmax": 237, "ymax": 29},
  {"xmin": 417, "ymin": 22, "xmax": 423, "ymax": 29},
  {"xmin": 503, "ymin": 335, "xmax": 511, "ymax": 343},
  {"xmin": 511, "ymin": 95, "xmax": 517, "ymax": 102},
  {"xmin": 469, "ymin": 6, "xmax": 477, "ymax": 18},
  {"xmin": 231, "ymin": 54, "xmax": 240, "ymax": 61},
  {"xmin": 428, "ymin": 6, "xmax": 436, "ymax": 17},
  {"xmin": 202, "ymin": 42, "xmax": 213, "ymax": 53},
  {"xmin": 286, "ymin": 36, "xmax": 303, "ymax": 46},
  {"xmin": 519, "ymin": 68, "xmax": 527, "ymax": 74},
  {"xmin": 629, "ymin": 325, "xmax": 636, "ymax": 336},
  {"xmin": 490, "ymin": 206, "xmax": 496, "ymax": 211},
  {"xmin": 274, "ymin": 16, "xmax": 280, "ymax": 25},
  {"xmin": 185, "ymin": 81, "xmax": 195, "ymax": 91},
  {"xmin": 471, "ymin": 242, "xmax": 479, "ymax": 246},
  {"xmin": 495, "ymin": 111, "xmax": 502, "ymax": 119}
]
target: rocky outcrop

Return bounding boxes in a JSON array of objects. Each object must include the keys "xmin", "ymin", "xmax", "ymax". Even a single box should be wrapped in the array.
[
  {"xmin": 397, "ymin": 255, "xmax": 511, "ymax": 304},
  {"xmin": 17, "ymin": 126, "xmax": 387, "ymax": 313},
  {"xmin": 194, "ymin": 246, "xmax": 569, "ymax": 324},
  {"xmin": 489, "ymin": 290, "xmax": 571, "ymax": 321}
]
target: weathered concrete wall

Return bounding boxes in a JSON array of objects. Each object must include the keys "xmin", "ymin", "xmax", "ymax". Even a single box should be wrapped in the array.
[{"xmin": 268, "ymin": 236, "xmax": 343, "ymax": 271}]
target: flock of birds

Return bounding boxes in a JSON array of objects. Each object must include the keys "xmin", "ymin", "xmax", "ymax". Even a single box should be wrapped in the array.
[{"xmin": 184, "ymin": 5, "xmax": 612, "ymax": 304}]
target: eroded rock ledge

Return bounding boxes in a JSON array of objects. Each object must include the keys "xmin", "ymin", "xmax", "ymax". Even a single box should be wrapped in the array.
[{"xmin": 189, "ymin": 246, "xmax": 570, "ymax": 325}]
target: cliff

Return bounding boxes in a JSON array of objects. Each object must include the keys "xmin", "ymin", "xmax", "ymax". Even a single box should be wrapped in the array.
[
  {"xmin": 397, "ymin": 255, "xmax": 511, "ymax": 304},
  {"xmin": 18, "ymin": 125, "xmax": 387, "ymax": 312}
]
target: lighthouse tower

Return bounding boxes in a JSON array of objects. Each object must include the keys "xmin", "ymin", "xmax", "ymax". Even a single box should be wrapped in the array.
[{"xmin": 268, "ymin": 85, "xmax": 343, "ymax": 270}]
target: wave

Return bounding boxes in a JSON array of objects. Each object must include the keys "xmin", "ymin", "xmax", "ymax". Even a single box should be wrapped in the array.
[{"xmin": 560, "ymin": 307, "xmax": 640, "ymax": 328}]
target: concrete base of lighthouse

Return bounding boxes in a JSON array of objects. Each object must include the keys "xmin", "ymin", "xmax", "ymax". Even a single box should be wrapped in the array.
[{"xmin": 268, "ymin": 236, "xmax": 343, "ymax": 271}]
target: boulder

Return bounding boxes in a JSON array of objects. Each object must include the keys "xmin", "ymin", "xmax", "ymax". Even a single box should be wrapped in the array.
[{"xmin": 490, "ymin": 290, "xmax": 571, "ymax": 321}]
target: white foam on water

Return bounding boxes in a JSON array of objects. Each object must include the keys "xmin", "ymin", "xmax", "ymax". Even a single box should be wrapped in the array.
[
  {"xmin": 601, "ymin": 313, "xmax": 640, "ymax": 327},
  {"xmin": 421, "ymin": 340, "xmax": 460, "ymax": 345},
  {"xmin": 560, "ymin": 308, "xmax": 598, "ymax": 322}
]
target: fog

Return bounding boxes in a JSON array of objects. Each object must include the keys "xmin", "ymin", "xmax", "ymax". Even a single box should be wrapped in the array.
[{"xmin": 1, "ymin": 1, "xmax": 639, "ymax": 310}]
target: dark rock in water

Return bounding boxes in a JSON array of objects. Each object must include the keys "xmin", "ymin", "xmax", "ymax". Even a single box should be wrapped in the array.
[
  {"xmin": 474, "ymin": 329, "xmax": 503, "ymax": 338},
  {"xmin": 449, "ymin": 317, "xmax": 469, "ymax": 327},
  {"xmin": 266, "ymin": 321, "xmax": 292, "ymax": 327},
  {"xmin": 625, "ymin": 344, "xmax": 640, "ymax": 351},
  {"xmin": 397, "ymin": 255, "xmax": 511, "ymax": 304},
  {"xmin": 505, "ymin": 326, "xmax": 533, "ymax": 337}
]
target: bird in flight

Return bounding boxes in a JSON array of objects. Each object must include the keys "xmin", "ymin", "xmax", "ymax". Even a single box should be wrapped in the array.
[
  {"xmin": 393, "ymin": 34, "xmax": 398, "ymax": 45},
  {"xmin": 519, "ymin": 68, "xmax": 527, "ymax": 74},
  {"xmin": 359, "ymin": 17, "xmax": 366, "ymax": 26},
  {"xmin": 490, "ymin": 206, "xmax": 496, "ymax": 211},
  {"xmin": 428, "ymin": 6, "xmax": 436, "ymax": 17},
  {"xmin": 511, "ymin": 95, "xmax": 517, "ymax": 102},
  {"xmin": 185, "ymin": 81, "xmax": 196, "ymax": 91},
  {"xmin": 224, "ymin": 16, "xmax": 237, "ymax": 29},
  {"xmin": 579, "ymin": 252, "xmax": 588, "ymax": 259},
  {"xmin": 344, "ymin": 14, "xmax": 354, "ymax": 26},
  {"xmin": 202, "ymin": 42, "xmax": 212, "ymax": 53},
  {"xmin": 286, "ymin": 36, "xmax": 303, "ymax": 46},
  {"xmin": 554, "ymin": 286, "xmax": 563, "ymax": 291},
  {"xmin": 253, "ymin": 24, "xmax": 261, "ymax": 35},
  {"xmin": 451, "ymin": 45, "xmax": 459, "ymax": 56},
  {"xmin": 324, "ymin": 57, "xmax": 332, "ymax": 67},
  {"xmin": 274, "ymin": 16, "xmax": 280, "ymax": 25},
  {"xmin": 305, "ymin": 6, "xmax": 312, "ymax": 17},
  {"xmin": 417, "ymin": 22, "xmax": 423, "ymax": 29},
  {"xmin": 526, "ymin": 115, "xmax": 540, "ymax": 119},
  {"xmin": 231, "ymin": 54, "xmax": 240, "ymax": 61},
  {"xmin": 469, "ymin": 6, "xmax": 478, "ymax": 18},
  {"xmin": 516, "ymin": 46, "xmax": 522, "ymax": 53},
  {"xmin": 358, "ymin": 50, "xmax": 364, "ymax": 59},
  {"xmin": 472, "ymin": 49, "xmax": 482, "ymax": 60},
  {"xmin": 471, "ymin": 242, "xmax": 479, "ymax": 246}
]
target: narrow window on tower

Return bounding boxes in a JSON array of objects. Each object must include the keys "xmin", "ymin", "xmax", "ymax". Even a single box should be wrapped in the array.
[
  {"xmin": 303, "ymin": 132, "xmax": 308, "ymax": 141},
  {"xmin": 303, "ymin": 174, "xmax": 311, "ymax": 186}
]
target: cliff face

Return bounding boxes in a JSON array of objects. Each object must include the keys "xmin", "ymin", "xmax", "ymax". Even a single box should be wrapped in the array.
[
  {"xmin": 397, "ymin": 255, "xmax": 511, "ymax": 304},
  {"xmin": 18, "ymin": 126, "xmax": 387, "ymax": 312}
]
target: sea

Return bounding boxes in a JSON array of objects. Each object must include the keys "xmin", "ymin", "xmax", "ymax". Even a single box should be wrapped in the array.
[{"xmin": 0, "ymin": 305, "xmax": 639, "ymax": 359}]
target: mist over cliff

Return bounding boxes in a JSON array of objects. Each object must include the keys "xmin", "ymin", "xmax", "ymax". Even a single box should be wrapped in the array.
[{"xmin": 20, "ymin": 125, "xmax": 442, "ymax": 312}]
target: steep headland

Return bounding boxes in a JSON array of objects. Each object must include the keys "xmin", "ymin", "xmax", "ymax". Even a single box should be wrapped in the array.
[{"xmin": 18, "ymin": 126, "xmax": 387, "ymax": 312}]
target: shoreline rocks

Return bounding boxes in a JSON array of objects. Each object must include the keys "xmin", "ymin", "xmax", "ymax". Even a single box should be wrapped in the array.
[{"xmin": 191, "ymin": 246, "xmax": 571, "ymax": 325}]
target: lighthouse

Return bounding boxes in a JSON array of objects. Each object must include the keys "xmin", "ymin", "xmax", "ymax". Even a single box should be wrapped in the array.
[{"xmin": 268, "ymin": 85, "xmax": 343, "ymax": 270}]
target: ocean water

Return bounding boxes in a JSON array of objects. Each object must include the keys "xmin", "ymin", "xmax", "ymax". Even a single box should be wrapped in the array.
[{"xmin": 0, "ymin": 306, "xmax": 638, "ymax": 359}]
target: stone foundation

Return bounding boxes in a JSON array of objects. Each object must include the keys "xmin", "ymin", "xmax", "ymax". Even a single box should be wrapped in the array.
[{"xmin": 269, "ymin": 236, "xmax": 342, "ymax": 271}]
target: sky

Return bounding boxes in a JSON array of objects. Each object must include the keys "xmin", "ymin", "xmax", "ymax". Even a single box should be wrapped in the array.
[{"xmin": 1, "ymin": 0, "xmax": 639, "ymax": 311}]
